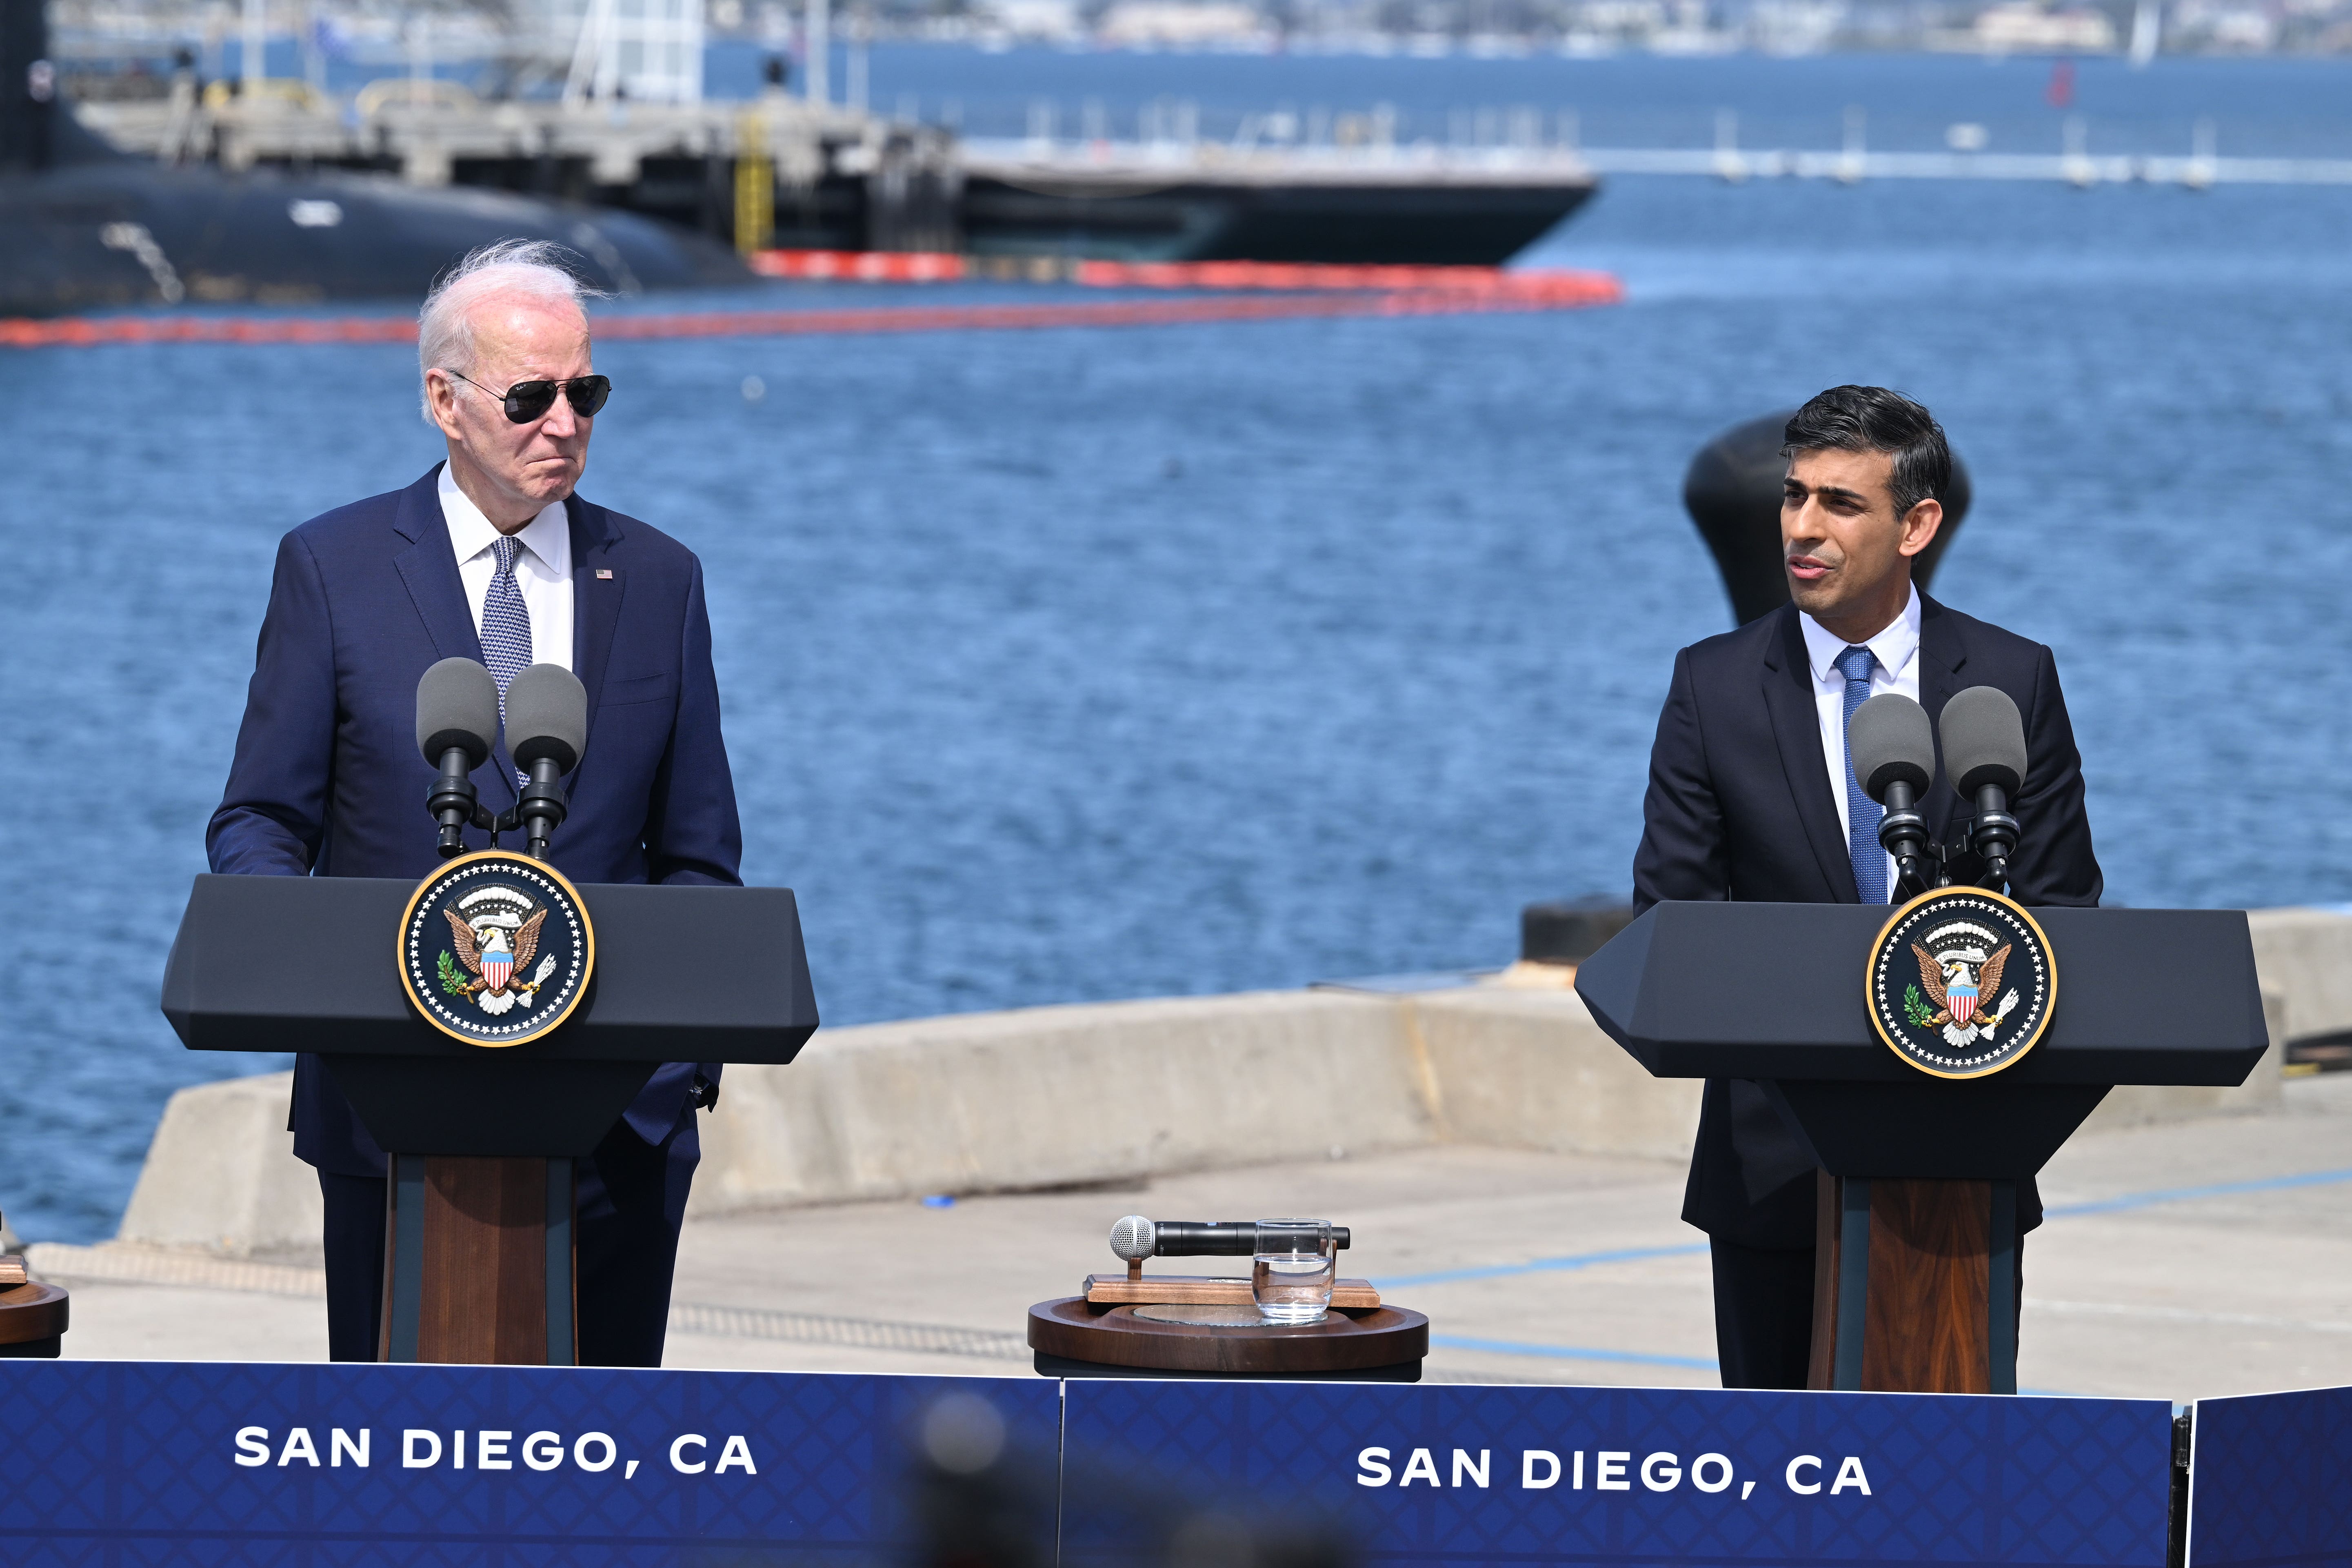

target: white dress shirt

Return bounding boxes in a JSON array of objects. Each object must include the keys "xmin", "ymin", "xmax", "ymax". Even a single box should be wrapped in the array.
[
  {"xmin": 1799, "ymin": 584, "xmax": 1922, "ymax": 897},
  {"xmin": 440, "ymin": 464, "xmax": 574, "ymax": 672}
]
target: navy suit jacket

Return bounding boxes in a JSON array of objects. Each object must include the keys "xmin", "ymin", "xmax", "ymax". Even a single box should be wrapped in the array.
[
  {"xmin": 208, "ymin": 465, "xmax": 744, "ymax": 1177},
  {"xmin": 1632, "ymin": 594, "xmax": 2103, "ymax": 1249}
]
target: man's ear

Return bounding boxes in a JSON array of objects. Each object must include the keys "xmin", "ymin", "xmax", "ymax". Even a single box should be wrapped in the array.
[
  {"xmin": 425, "ymin": 370, "xmax": 466, "ymax": 443},
  {"xmin": 1897, "ymin": 497, "xmax": 1944, "ymax": 559}
]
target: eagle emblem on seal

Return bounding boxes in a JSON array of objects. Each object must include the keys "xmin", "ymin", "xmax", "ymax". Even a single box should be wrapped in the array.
[
  {"xmin": 437, "ymin": 888, "xmax": 558, "ymax": 1017},
  {"xmin": 1906, "ymin": 922, "xmax": 2020, "ymax": 1051}
]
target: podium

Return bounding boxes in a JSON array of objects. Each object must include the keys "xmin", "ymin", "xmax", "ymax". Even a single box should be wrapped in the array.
[
  {"xmin": 160, "ymin": 872, "xmax": 817, "ymax": 1365},
  {"xmin": 1576, "ymin": 902, "xmax": 2268, "ymax": 1393}
]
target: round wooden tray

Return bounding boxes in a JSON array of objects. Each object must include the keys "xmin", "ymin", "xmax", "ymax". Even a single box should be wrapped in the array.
[
  {"xmin": 1028, "ymin": 1297, "xmax": 1426, "ymax": 1377},
  {"xmin": 0, "ymin": 1282, "xmax": 68, "ymax": 1357}
]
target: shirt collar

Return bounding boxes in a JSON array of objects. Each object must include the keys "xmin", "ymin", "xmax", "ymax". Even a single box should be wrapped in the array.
[
  {"xmin": 438, "ymin": 463, "xmax": 570, "ymax": 576},
  {"xmin": 1800, "ymin": 582, "xmax": 1921, "ymax": 686}
]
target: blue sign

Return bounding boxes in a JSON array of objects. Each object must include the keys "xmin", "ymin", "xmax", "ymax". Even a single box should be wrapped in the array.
[
  {"xmin": 2190, "ymin": 1384, "xmax": 2352, "ymax": 1566},
  {"xmin": 0, "ymin": 1361, "xmax": 1062, "ymax": 1563},
  {"xmin": 1063, "ymin": 1380, "xmax": 2175, "ymax": 1566},
  {"xmin": 0, "ymin": 1362, "xmax": 2188, "ymax": 1563}
]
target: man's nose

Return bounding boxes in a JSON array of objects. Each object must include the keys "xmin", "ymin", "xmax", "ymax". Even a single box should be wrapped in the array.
[
  {"xmin": 538, "ymin": 397, "xmax": 579, "ymax": 439},
  {"xmin": 1784, "ymin": 497, "xmax": 1827, "ymax": 541}
]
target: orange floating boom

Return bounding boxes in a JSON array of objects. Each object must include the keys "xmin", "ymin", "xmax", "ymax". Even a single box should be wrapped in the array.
[{"xmin": 0, "ymin": 272, "xmax": 1620, "ymax": 351}]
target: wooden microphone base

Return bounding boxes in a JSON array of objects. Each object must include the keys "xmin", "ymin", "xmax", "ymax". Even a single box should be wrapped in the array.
[
  {"xmin": 1030, "ymin": 1297, "xmax": 1427, "ymax": 1381},
  {"xmin": 1082, "ymin": 1273, "xmax": 1382, "ymax": 1309},
  {"xmin": 0, "ymin": 1282, "xmax": 69, "ymax": 1359}
]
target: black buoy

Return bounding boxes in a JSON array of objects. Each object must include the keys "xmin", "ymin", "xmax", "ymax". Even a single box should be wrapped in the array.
[
  {"xmin": 1681, "ymin": 410, "xmax": 1971, "ymax": 627},
  {"xmin": 1519, "ymin": 897, "xmax": 1633, "ymax": 966}
]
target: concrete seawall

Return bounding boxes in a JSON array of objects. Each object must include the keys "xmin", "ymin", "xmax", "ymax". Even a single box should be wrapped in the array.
[{"xmin": 113, "ymin": 907, "xmax": 2342, "ymax": 1257}]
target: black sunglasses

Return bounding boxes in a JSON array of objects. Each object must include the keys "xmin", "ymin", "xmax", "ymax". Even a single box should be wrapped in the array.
[{"xmin": 444, "ymin": 370, "xmax": 611, "ymax": 424}]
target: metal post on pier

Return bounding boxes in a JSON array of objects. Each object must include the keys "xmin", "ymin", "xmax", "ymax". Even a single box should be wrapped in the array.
[
  {"xmin": 2063, "ymin": 114, "xmax": 2094, "ymax": 187},
  {"xmin": 735, "ymin": 109, "xmax": 773, "ymax": 254},
  {"xmin": 1837, "ymin": 104, "xmax": 1865, "ymax": 184},
  {"xmin": 1715, "ymin": 108, "xmax": 1747, "ymax": 183},
  {"xmin": 300, "ymin": 0, "xmax": 324, "ymax": 97},
  {"xmin": 240, "ymin": 0, "xmax": 263, "ymax": 98},
  {"xmin": 804, "ymin": 0, "xmax": 829, "ymax": 106},
  {"xmin": 2186, "ymin": 116, "xmax": 2217, "ymax": 190},
  {"xmin": 847, "ymin": 0, "xmax": 869, "ymax": 113}
]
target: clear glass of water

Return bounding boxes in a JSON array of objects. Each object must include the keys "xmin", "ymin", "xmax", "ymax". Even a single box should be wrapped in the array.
[{"xmin": 1252, "ymin": 1219, "xmax": 1335, "ymax": 1324}]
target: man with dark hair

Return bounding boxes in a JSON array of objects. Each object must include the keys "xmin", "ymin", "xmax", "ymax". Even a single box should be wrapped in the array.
[{"xmin": 1632, "ymin": 384, "xmax": 2103, "ymax": 1389}]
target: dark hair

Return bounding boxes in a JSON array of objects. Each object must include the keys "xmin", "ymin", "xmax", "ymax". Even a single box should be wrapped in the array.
[{"xmin": 1782, "ymin": 386, "xmax": 1950, "ymax": 519}]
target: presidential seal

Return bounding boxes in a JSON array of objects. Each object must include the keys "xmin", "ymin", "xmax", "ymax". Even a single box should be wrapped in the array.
[
  {"xmin": 397, "ymin": 851, "xmax": 593, "ymax": 1047},
  {"xmin": 1866, "ymin": 887, "xmax": 2054, "ymax": 1079}
]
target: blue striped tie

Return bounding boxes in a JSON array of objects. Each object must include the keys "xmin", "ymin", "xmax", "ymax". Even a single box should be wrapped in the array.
[
  {"xmin": 482, "ymin": 535, "xmax": 533, "ymax": 786},
  {"xmin": 1836, "ymin": 644, "xmax": 1887, "ymax": 905}
]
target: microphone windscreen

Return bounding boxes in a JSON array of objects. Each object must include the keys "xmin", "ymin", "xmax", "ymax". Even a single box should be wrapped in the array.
[
  {"xmin": 1848, "ymin": 693, "xmax": 1936, "ymax": 801},
  {"xmin": 1940, "ymin": 685, "xmax": 2028, "ymax": 795},
  {"xmin": 415, "ymin": 657, "xmax": 499, "ymax": 769},
  {"xmin": 504, "ymin": 663, "xmax": 589, "ymax": 774},
  {"xmin": 1108, "ymin": 1215, "xmax": 1155, "ymax": 1262}
]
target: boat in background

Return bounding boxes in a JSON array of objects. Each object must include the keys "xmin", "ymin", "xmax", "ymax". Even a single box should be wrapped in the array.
[{"xmin": 953, "ymin": 141, "xmax": 1599, "ymax": 267}]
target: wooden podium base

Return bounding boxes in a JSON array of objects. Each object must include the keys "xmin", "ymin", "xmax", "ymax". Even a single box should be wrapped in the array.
[
  {"xmin": 380, "ymin": 1155, "xmax": 575, "ymax": 1365},
  {"xmin": 1808, "ymin": 1171, "xmax": 2017, "ymax": 1393},
  {"xmin": 0, "ymin": 1282, "xmax": 69, "ymax": 1359}
]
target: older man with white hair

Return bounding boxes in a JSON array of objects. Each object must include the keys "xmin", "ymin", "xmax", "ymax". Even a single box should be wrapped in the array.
[{"xmin": 208, "ymin": 240, "xmax": 744, "ymax": 1366}]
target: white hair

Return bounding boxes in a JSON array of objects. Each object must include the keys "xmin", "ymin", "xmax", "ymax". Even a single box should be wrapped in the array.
[{"xmin": 418, "ymin": 240, "xmax": 604, "ymax": 419}]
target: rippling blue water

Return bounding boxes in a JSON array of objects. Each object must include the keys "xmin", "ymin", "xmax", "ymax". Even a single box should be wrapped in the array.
[{"xmin": 5, "ymin": 51, "xmax": 2352, "ymax": 1242}]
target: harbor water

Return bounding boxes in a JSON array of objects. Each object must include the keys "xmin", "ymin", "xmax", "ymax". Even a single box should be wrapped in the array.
[{"xmin": 4, "ymin": 52, "xmax": 2351, "ymax": 1242}]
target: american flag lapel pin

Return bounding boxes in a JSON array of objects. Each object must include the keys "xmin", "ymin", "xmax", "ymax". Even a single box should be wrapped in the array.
[{"xmin": 595, "ymin": 569, "xmax": 614, "ymax": 580}]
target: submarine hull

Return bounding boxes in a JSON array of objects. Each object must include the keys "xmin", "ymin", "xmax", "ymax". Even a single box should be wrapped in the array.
[{"xmin": 0, "ymin": 162, "xmax": 748, "ymax": 317}]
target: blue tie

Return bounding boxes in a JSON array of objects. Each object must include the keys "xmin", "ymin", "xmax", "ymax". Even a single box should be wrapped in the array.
[
  {"xmin": 1836, "ymin": 644, "xmax": 1887, "ymax": 905},
  {"xmin": 482, "ymin": 535, "xmax": 533, "ymax": 786}
]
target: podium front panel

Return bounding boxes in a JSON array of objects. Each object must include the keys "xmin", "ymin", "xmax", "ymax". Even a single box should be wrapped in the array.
[
  {"xmin": 162, "ymin": 874, "xmax": 819, "ymax": 1063},
  {"xmin": 1577, "ymin": 902, "xmax": 2268, "ymax": 1086}
]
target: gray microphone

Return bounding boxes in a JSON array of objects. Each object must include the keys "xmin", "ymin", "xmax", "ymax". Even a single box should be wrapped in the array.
[
  {"xmin": 1108, "ymin": 1218, "xmax": 1350, "ymax": 1260},
  {"xmin": 1939, "ymin": 686, "xmax": 2028, "ymax": 888},
  {"xmin": 502, "ymin": 664, "xmax": 588, "ymax": 860},
  {"xmin": 1849, "ymin": 692, "xmax": 1938, "ymax": 896},
  {"xmin": 416, "ymin": 657, "xmax": 500, "ymax": 857}
]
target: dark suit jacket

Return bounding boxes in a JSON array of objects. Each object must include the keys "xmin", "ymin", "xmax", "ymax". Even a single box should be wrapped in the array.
[
  {"xmin": 208, "ymin": 465, "xmax": 744, "ymax": 1177},
  {"xmin": 1632, "ymin": 594, "xmax": 2103, "ymax": 1248}
]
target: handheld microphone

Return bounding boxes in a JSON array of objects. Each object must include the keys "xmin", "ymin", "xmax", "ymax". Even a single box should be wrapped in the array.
[
  {"xmin": 1848, "ymin": 692, "xmax": 1939, "ymax": 897},
  {"xmin": 1939, "ymin": 685, "xmax": 2028, "ymax": 891},
  {"xmin": 415, "ymin": 658, "xmax": 500, "ymax": 857},
  {"xmin": 500, "ymin": 663, "xmax": 589, "ymax": 861},
  {"xmin": 1108, "ymin": 1218, "xmax": 1350, "ymax": 1260}
]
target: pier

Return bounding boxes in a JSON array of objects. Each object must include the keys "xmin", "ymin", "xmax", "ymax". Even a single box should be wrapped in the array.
[{"xmin": 71, "ymin": 86, "xmax": 964, "ymax": 250}]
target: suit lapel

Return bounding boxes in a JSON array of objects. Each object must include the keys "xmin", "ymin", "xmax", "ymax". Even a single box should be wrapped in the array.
[
  {"xmin": 394, "ymin": 465, "xmax": 520, "ymax": 806},
  {"xmin": 1761, "ymin": 606, "xmax": 1859, "ymax": 902},
  {"xmin": 392, "ymin": 466, "xmax": 484, "ymax": 666},
  {"xmin": 1916, "ymin": 593, "xmax": 1968, "ymax": 842},
  {"xmin": 567, "ymin": 495, "xmax": 626, "ymax": 758}
]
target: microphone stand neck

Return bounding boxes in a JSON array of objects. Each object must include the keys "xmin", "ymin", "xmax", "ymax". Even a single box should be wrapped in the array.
[
  {"xmin": 1970, "ymin": 783, "xmax": 2019, "ymax": 892},
  {"xmin": 1875, "ymin": 779, "xmax": 1939, "ymax": 898},
  {"xmin": 427, "ymin": 747, "xmax": 491, "ymax": 859},
  {"xmin": 504, "ymin": 757, "xmax": 570, "ymax": 861}
]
